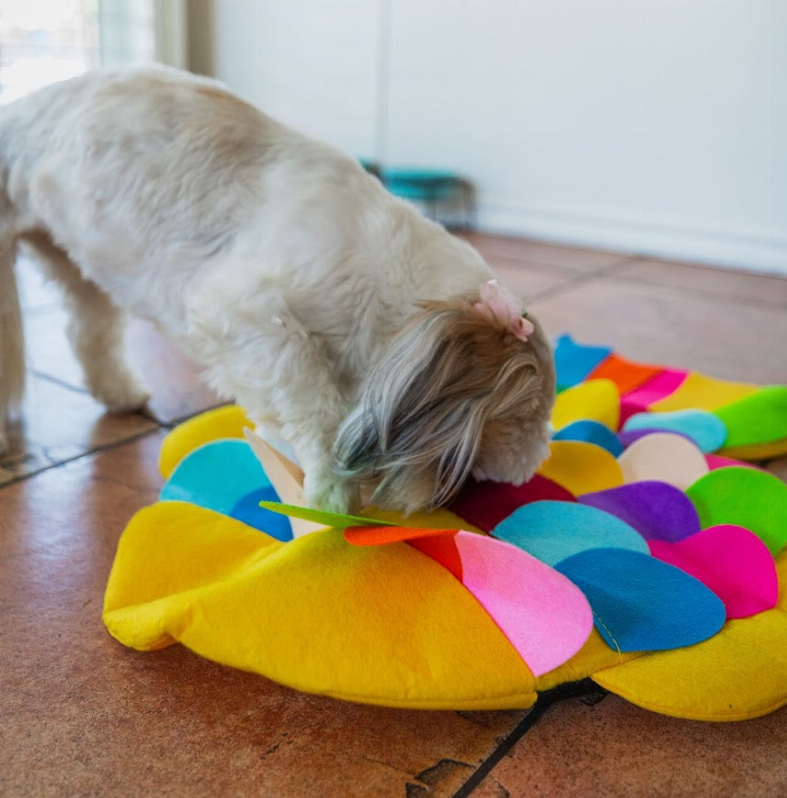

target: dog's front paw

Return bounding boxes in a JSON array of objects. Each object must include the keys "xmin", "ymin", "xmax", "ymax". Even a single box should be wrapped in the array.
[
  {"xmin": 93, "ymin": 380, "xmax": 151, "ymax": 414},
  {"xmin": 304, "ymin": 470, "xmax": 358, "ymax": 514}
]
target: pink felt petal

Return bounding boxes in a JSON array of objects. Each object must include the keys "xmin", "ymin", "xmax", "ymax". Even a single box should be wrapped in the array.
[
  {"xmin": 705, "ymin": 454, "xmax": 763, "ymax": 472},
  {"xmin": 417, "ymin": 531, "xmax": 593, "ymax": 677},
  {"xmin": 620, "ymin": 369, "xmax": 688, "ymax": 426},
  {"xmin": 648, "ymin": 525, "xmax": 778, "ymax": 619},
  {"xmin": 450, "ymin": 474, "xmax": 577, "ymax": 532}
]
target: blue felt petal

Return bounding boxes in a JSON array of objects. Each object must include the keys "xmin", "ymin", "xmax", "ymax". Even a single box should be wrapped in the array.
[
  {"xmin": 553, "ymin": 420, "xmax": 624, "ymax": 457},
  {"xmin": 553, "ymin": 334, "xmax": 612, "ymax": 390},
  {"xmin": 161, "ymin": 439, "xmax": 271, "ymax": 516},
  {"xmin": 622, "ymin": 409, "xmax": 727, "ymax": 453},
  {"xmin": 230, "ymin": 486, "xmax": 293, "ymax": 541},
  {"xmin": 555, "ymin": 548, "xmax": 726, "ymax": 652},
  {"xmin": 492, "ymin": 500, "xmax": 649, "ymax": 566}
]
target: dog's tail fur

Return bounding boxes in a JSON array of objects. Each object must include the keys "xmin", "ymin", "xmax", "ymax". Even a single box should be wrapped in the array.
[{"xmin": 0, "ymin": 232, "xmax": 24, "ymax": 452}]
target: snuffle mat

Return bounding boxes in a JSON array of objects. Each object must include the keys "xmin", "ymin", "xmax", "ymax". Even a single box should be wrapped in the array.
[{"xmin": 104, "ymin": 336, "xmax": 787, "ymax": 720}]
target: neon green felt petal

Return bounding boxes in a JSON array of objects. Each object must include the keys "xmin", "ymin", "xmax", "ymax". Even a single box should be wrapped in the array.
[
  {"xmin": 686, "ymin": 467, "xmax": 787, "ymax": 555},
  {"xmin": 713, "ymin": 386, "xmax": 787, "ymax": 448},
  {"xmin": 258, "ymin": 501, "xmax": 396, "ymax": 529}
]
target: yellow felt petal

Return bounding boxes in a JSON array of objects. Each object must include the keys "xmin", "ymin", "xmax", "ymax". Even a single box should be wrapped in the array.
[
  {"xmin": 551, "ymin": 379, "xmax": 620, "ymax": 432},
  {"xmin": 104, "ymin": 503, "xmax": 536, "ymax": 710},
  {"xmin": 158, "ymin": 405, "xmax": 252, "ymax": 479},
  {"xmin": 720, "ymin": 438, "xmax": 787, "ymax": 461},
  {"xmin": 649, "ymin": 372, "xmax": 759, "ymax": 413},
  {"xmin": 538, "ymin": 441, "xmax": 624, "ymax": 496},
  {"xmin": 535, "ymin": 629, "xmax": 640, "ymax": 692},
  {"xmin": 592, "ymin": 609, "xmax": 787, "ymax": 721}
]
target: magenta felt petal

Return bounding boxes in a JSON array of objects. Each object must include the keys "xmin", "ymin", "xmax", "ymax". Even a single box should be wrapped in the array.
[
  {"xmin": 648, "ymin": 525, "xmax": 778, "ymax": 619},
  {"xmin": 620, "ymin": 369, "xmax": 689, "ymax": 425}
]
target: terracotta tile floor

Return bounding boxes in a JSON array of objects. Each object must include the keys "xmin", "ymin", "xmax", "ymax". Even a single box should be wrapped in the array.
[{"xmin": 2, "ymin": 237, "xmax": 786, "ymax": 797}]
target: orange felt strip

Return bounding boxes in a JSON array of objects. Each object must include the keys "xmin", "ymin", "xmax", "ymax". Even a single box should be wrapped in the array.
[
  {"xmin": 587, "ymin": 353, "xmax": 663, "ymax": 395},
  {"xmin": 343, "ymin": 525, "xmax": 459, "ymax": 546}
]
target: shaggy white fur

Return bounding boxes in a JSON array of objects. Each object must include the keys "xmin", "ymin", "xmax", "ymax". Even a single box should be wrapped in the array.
[{"xmin": 0, "ymin": 66, "xmax": 555, "ymax": 512}]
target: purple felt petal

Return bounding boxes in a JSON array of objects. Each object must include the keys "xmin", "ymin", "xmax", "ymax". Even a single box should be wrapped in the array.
[
  {"xmin": 579, "ymin": 481, "xmax": 700, "ymax": 543},
  {"xmin": 649, "ymin": 525, "xmax": 778, "ymax": 619}
]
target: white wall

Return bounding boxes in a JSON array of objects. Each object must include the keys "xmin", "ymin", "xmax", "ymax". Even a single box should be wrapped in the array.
[{"xmin": 211, "ymin": 0, "xmax": 787, "ymax": 273}]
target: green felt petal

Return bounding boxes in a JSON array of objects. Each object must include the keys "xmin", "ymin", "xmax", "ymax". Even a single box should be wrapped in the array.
[
  {"xmin": 686, "ymin": 467, "xmax": 787, "ymax": 555},
  {"xmin": 713, "ymin": 386, "xmax": 787, "ymax": 448},
  {"xmin": 258, "ymin": 501, "xmax": 396, "ymax": 529}
]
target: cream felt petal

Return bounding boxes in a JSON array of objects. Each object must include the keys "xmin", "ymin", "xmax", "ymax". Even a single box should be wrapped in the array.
[
  {"xmin": 551, "ymin": 379, "xmax": 620, "ymax": 432},
  {"xmin": 538, "ymin": 441, "xmax": 624, "ymax": 496},
  {"xmin": 618, "ymin": 433, "xmax": 709, "ymax": 490}
]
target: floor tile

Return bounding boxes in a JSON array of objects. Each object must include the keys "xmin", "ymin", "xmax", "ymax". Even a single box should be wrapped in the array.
[
  {"xmin": 0, "ymin": 434, "xmax": 526, "ymax": 797},
  {"xmin": 616, "ymin": 256, "xmax": 787, "ymax": 309},
  {"xmin": 16, "ymin": 251, "xmax": 62, "ymax": 314},
  {"xmin": 461, "ymin": 231, "xmax": 631, "ymax": 271},
  {"xmin": 0, "ymin": 376, "xmax": 157, "ymax": 485},
  {"xmin": 483, "ymin": 694, "xmax": 787, "ymax": 797},
  {"xmin": 23, "ymin": 310, "xmax": 222, "ymax": 425},
  {"xmin": 483, "ymin": 252, "xmax": 583, "ymax": 300},
  {"xmin": 529, "ymin": 276, "xmax": 787, "ymax": 384}
]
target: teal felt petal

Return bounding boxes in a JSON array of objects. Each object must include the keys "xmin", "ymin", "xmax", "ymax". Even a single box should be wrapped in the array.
[
  {"xmin": 555, "ymin": 548, "xmax": 726, "ymax": 652},
  {"xmin": 553, "ymin": 334, "xmax": 612, "ymax": 390},
  {"xmin": 161, "ymin": 439, "xmax": 270, "ymax": 516},
  {"xmin": 492, "ymin": 500, "xmax": 649, "ymax": 566},
  {"xmin": 553, "ymin": 420, "xmax": 624, "ymax": 457},
  {"xmin": 622, "ymin": 409, "xmax": 727, "ymax": 453}
]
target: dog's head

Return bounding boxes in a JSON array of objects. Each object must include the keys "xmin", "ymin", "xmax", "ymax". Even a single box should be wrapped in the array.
[{"xmin": 333, "ymin": 282, "xmax": 556, "ymax": 513}]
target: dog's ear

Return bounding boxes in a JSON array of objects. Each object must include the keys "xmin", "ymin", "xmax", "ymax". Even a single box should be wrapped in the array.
[{"xmin": 333, "ymin": 297, "xmax": 546, "ymax": 513}]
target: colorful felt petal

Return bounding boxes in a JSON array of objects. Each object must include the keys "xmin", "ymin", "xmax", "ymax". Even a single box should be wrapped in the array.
[
  {"xmin": 587, "ymin": 353, "xmax": 663, "ymax": 395},
  {"xmin": 649, "ymin": 372, "xmax": 759, "ymax": 413},
  {"xmin": 622, "ymin": 409, "xmax": 727, "ymax": 453},
  {"xmin": 713, "ymin": 386, "xmax": 787, "ymax": 449},
  {"xmin": 105, "ymin": 504, "xmax": 539, "ymax": 710},
  {"xmin": 258, "ymin": 501, "xmax": 394, "ymax": 530},
  {"xmin": 620, "ymin": 369, "xmax": 688, "ymax": 424},
  {"xmin": 555, "ymin": 548, "xmax": 726, "ymax": 653},
  {"xmin": 720, "ymin": 438, "xmax": 787, "ymax": 461},
  {"xmin": 579, "ymin": 481, "xmax": 700, "ymax": 543},
  {"xmin": 539, "ymin": 441, "xmax": 624, "ymax": 496},
  {"xmin": 344, "ymin": 525, "xmax": 459, "ymax": 546},
  {"xmin": 553, "ymin": 420, "xmax": 623, "ymax": 457},
  {"xmin": 161, "ymin": 439, "xmax": 273, "ymax": 517},
  {"xmin": 617, "ymin": 427, "xmax": 693, "ymax": 449},
  {"xmin": 450, "ymin": 474, "xmax": 576, "ymax": 532},
  {"xmin": 705, "ymin": 454, "xmax": 761, "ymax": 471},
  {"xmin": 553, "ymin": 334, "xmax": 612, "ymax": 389},
  {"xmin": 158, "ymin": 405, "xmax": 251, "ymax": 479},
  {"xmin": 648, "ymin": 525, "xmax": 778, "ymax": 619},
  {"xmin": 492, "ymin": 500, "xmax": 649, "ymax": 566},
  {"xmin": 551, "ymin": 379, "xmax": 620, "ymax": 432},
  {"xmin": 618, "ymin": 432, "xmax": 709, "ymax": 490},
  {"xmin": 229, "ymin": 486, "xmax": 293, "ymax": 541},
  {"xmin": 412, "ymin": 531, "xmax": 593, "ymax": 677},
  {"xmin": 593, "ymin": 609, "xmax": 787, "ymax": 721},
  {"xmin": 686, "ymin": 467, "xmax": 787, "ymax": 555}
]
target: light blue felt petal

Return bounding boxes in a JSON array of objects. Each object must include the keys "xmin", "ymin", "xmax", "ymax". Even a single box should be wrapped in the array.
[
  {"xmin": 555, "ymin": 548, "xmax": 726, "ymax": 652},
  {"xmin": 230, "ymin": 486, "xmax": 293, "ymax": 541},
  {"xmin": 622, "ymin": 409, "xmax": 727, "ymax": 453},
  {"xmin": 553, "ymin": 334, "xmax": 612, "ymax": 390},
  {"xmin": 161, "ymin": 439, "xmax": 271, "ymax": 516},
  {"xmin": 553, "ymin": 420, "xmax": 624, "ymax": 457},
  {"xmin": 492, "ymin": 500, "xmax": 649, "ymax": 566}
]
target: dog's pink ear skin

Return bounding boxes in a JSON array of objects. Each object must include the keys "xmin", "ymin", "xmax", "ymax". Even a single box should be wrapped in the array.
[{"xmin": 473, "ymin": 280, "xmax": 534, "ymax": 341}]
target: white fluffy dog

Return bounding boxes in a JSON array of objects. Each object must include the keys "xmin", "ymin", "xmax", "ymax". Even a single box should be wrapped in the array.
[{"xmin": 0, "ymin": 66, "xmax": 555, "ymax": 513}]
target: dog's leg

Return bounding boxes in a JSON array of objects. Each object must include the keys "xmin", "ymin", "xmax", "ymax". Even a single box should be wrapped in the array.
[
  {"xmin": 188, "ymin": 280, "xmax": 358, "ymax": 513},
  {"xmin": 0, "ymin": 235, "xmax": 24, "ymax": 455},
  {"xmin": 23, "ymin": 233, "xmax": 150, "ymax": 412}
]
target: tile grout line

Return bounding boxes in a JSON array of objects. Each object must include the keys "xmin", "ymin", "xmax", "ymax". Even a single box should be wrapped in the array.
[
  {"xmin": 524, "ymin": 256, "xmax": 641, "ymax": 305},
  {"xmin": 451, "ymin": 681, "xmax": 602, "ymax": 798},
  {"xmin": 30, "ymin": 369, "xmax": 91, "ymax": 395}
]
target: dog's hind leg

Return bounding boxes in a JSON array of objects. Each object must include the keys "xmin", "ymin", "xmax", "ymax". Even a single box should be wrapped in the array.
[
  {"xmin": 0, "ymin": 234, "xmax": 24, "ymax": 455},
  {"xmin": 22, "ymin": 232, "xmax": 150, "ymax": 413}
]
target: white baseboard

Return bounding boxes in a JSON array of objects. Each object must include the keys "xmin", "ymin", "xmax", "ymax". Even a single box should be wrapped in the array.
[{"xmin": 476, "ymin": 199, "xmax": 787, "ymax": 276}]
